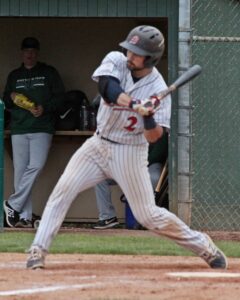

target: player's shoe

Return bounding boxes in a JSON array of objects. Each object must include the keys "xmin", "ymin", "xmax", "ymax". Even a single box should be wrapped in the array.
[
  {"xmin": 32, "ymin": 213, "xmax": 41, "ymax": 229},
  {"xmin": 3, "ymin": 200, "xmax": 20, "ymax": 227},
  {"xmin": 93, "ymin": 217, "xmax": 119, "ymax": 229},
  {"xmin": 26, "ymin": 245, "xmax": 47, "ymax": 269},
  {"xmin": 15, "ymin": 218, "xmax": 32, "ymax": 228},
  {"xmin": 200, "ymin": 234, "xmax": 228, "ymax": 269}
]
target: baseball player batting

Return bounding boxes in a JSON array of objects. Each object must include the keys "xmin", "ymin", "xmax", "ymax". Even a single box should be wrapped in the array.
[{"xmin": 26, "ymin": 25, "xmax": 227, "ymax": 270}]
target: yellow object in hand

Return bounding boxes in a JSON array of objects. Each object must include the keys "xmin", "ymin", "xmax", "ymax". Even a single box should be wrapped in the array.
[{"xmin": 13, "ymin": 93, "xmax": 35, "ymax": 111}]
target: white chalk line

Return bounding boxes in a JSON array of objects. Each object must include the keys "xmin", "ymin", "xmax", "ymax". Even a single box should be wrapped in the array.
[
  {"xmin": 0, "ymin": 265, "xmax": 151, "ymax": 297},
  {"xmin": 0, "ymin": 276, "xmax": 142, "ymax": 297},
  {"xmin": 0, "ymin": 281, "xmax": 103, "ymax": 296},
  {"xmin": 0, "ymin": 260, "xmax": 89, "ymax": 269},
  {"xmin": 3, "ymin": 272, "xmax": 239, "ymax": 297},
  {"xmin": 0, "ymin": 276, "xmax": 142, "ymax": 296},
  {"xmin": 168, "ymin": 272, "xmax": 240, "ymax": 278},
  {"xmin": 0, "ymin": 260, "xmax": 86, "ymax": 269}
]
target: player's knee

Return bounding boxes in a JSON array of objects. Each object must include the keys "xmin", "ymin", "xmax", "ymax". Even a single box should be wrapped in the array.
[
  {"xmin": 136, "ymin": 206, "xmax": 173, "ymax": 230},
  {"xmin": 27, "ymin": 165, "xmax": 44, "ymax": 177},
  {"xmin": 133, "ymin": 207, "xmax": 157, "ymax": 229}
]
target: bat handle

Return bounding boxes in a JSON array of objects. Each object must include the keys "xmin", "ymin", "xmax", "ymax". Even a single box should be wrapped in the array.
[
  {"xmin": 138, "ymin": 107, "xmax": 150, "ymax": 116},
  {"xmin": 155, "ymin": 160, "xmax": 168, "ymax": 192}
]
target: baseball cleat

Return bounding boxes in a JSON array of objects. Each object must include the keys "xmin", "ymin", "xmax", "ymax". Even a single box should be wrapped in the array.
[
  {"xmin": 3, "ymin": 200, "xmax": 20, "ymax": 227},
  {"xmin": 93, "ymin": 217, "xmax": 119, "ymax": 229},
  {"xmin": 200, "ymin": 234, "xmax": 228, "ymax": 269},
  {"xmin": 15, "ymin": 218, "xmax": 32, "ymax": 228},
  {"xmin": 26, "ymin": 245, "xmax": 47, "ymax": 269}
]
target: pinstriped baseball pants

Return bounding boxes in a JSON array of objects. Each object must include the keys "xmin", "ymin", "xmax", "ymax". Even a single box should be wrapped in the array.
[{"xmin": 32, "ymin": 135, "xmax": 209, "ymax": 256}]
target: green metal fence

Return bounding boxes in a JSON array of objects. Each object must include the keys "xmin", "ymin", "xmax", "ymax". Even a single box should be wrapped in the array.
[
  {"xmin": 0, "ymin": 100, "xmax": 4, "ymax": 231},
  {"xmin": 191, "ymin": 0, "xmax": 240, "ymax": 230}
]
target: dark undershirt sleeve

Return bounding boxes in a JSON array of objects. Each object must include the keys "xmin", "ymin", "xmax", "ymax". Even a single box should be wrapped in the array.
[{"xmin": 98, "ymin": 76, "xmax": 124, "ymax": 104}]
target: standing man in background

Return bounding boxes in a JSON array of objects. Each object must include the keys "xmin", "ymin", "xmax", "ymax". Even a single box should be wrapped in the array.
[
  {"xmin": 26, "ymin": 25, "xmax": 227, "ymax": 270},
  {"xmin": 3, "ymin": 37, "xmax": 65, "ymax": 228}
]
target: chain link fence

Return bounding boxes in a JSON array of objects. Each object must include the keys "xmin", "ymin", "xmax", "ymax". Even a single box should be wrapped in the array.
[{"xmin": 190, "ymin": 0, "xmax": 240, "ymax": 230}]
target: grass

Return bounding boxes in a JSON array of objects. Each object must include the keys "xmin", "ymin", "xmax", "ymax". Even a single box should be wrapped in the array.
[{"xmin": 0, "ymin": 231, "xmax": 240, "ymax": 258}]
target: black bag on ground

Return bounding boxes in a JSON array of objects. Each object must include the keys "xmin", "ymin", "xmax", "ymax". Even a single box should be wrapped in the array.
[{"xmin": 55, "ymin": 90, "xmax": 89, "ymax": 130}]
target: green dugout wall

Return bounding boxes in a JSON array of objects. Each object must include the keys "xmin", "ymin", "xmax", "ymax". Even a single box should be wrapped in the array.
[{"xmin": 0, "ymin": 0, "xmax": 179, "ymax": 229}]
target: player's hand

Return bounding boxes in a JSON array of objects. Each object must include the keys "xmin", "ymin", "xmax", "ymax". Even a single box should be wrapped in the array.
[
  {"xmin": 130, "ymin": 96, "xmax": 160, "ymax": 116},
  {"xmin": 10, "ymin": 92, "xmax": 17, "ymax": 101},
  {"xmin": 30, "ymin": 105, "xmax": 44, "ymax": 117}
]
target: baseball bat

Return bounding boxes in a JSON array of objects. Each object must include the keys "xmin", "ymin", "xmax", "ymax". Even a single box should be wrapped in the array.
[
  {"xmin": 155, "ymin": 160, "xmax": 168, "ymax": 193},
  {"xmin": 139, "ymin": 64, "xmax": 202, "ymax": 115},
  {"xmin": 154, "ymin": 160, "xmax": 168, "ymax": 207}
]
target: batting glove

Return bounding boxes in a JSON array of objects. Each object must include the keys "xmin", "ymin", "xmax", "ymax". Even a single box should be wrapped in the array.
[{"xmin": 130, "ymin": 96, "xmax": 160, "ymax": 116}]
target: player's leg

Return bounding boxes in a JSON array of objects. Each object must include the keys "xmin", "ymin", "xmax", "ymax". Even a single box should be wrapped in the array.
[
  {"xmin": 112, "ymin": 144, "xmax": 227, "ymax": 269},
  {"xmin": 5, "ymin": 133, "xmax": 52, "ymax": 227},
  {"xmin": 16, "ymin": 133, "xmax": 52, "ymax": 226},
  {"xmin": 148, "ymin": 162, "xmax": 161, "ymax": 190},
  {"xmin": 11, "ymin": 134, "xmax": 29, "ymax": 193},
  {"xmin": 95, "ymin": 179, "xmax": 117, "ymax": 220},
  {"xmin": 94, "ymin": 179, "xmax": 119, "ymax": 229},
  {"xmin": 26, "ymin": 137, "xmax": 108, "ymax": 268},
  {"xmin": 7, "ymin": 133, "xmax": 52, "ymax": 211},
  {"xmin": 4, "ymin": 134, "xmax": 29, "ymax": 227}
]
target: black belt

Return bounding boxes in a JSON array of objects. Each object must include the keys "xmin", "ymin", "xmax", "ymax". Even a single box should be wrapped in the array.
[{"xmin": 97, "ymin": 131, "xmax": 120, "ymax": 144}]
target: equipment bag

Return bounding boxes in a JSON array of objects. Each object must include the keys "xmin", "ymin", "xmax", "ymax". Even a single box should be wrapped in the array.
[{"xmin": 55, "ymin": 90, "xmax": 89, "ymax": 130}]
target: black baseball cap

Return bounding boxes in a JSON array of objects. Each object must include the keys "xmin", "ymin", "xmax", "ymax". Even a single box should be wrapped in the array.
[{"xmin": 21, "ymin": 37, "xmax": 40, "ymax": 50}]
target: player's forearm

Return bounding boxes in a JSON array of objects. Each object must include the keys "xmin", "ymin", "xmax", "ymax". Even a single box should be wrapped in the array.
[{"xmin": 116, "ymin": 92, "xmax": 132, "ymax": 107}]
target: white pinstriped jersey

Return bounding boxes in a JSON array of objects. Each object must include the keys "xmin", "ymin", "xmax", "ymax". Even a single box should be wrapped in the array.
[{"xmin": 92, "ymin": 51, "xmax": 171, "ymax": 145}]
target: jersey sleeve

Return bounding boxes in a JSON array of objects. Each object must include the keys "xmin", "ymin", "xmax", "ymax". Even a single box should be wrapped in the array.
[
  {"xmin": 153, "ymin": 94, "xmax": 171, "ymax": 129},
  {"xmin": 92, "ymin": 51, "xmax": 126, "ymax": 83}
]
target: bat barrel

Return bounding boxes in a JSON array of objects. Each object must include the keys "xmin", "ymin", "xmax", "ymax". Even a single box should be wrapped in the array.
[{"xmin": 173, "ymin": 64, "xmax": 202, "ymax": 89}]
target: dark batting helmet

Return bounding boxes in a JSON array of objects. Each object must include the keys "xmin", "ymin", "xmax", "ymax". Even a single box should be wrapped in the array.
[{"xmin": 119, "ymin": 25, "xmax": 165, "ymax": 67}]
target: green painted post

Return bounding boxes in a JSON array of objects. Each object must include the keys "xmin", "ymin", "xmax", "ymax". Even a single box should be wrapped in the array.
[{"xmin": 0, "ymin": 100, "xmax": 4, "ymax": 231}]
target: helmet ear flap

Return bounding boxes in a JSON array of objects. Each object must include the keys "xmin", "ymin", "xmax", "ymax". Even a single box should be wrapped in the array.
[
  {"xmin": 144, "ymin": 56, "xmax": 161, "ymax": 68},
  {"xmin": 144, "ymin": 56, "xmax": 152, "ymax": 68}
]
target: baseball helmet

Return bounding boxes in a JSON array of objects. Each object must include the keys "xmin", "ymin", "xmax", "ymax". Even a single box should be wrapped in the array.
[{"xmin": 119, "ymin": 25, "xmax": 165, "ymax": 67}]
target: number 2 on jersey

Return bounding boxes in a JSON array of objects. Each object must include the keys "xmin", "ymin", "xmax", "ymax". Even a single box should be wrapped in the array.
[{"xmin": 124, "ymin": 116, "xmax": 138, "ymax": 132}]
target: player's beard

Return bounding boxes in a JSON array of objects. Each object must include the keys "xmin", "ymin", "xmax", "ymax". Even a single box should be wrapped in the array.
[{"xmin": 127, "ymin": 61, "xmax": 145, "ymax": 72}]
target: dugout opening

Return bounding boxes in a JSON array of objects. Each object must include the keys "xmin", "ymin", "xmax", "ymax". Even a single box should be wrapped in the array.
[{"xmin": 1, "ymin": 17, "xmax": 169, "ymax": 224}]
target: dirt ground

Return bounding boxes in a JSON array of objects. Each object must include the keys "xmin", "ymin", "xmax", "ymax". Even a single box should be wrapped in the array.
[{"xmin": 0, "ymin": 229, "xmax": 240, "ymax": 300}]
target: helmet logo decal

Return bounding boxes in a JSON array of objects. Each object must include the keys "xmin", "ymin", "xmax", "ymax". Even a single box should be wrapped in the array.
[
  {"xmin": 129, "ymin": 35, "xmax": 139, "ymax": 44},
  {"xmin": 158, "ymin": 39, "xmax": 165, "ymax": 47}
]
